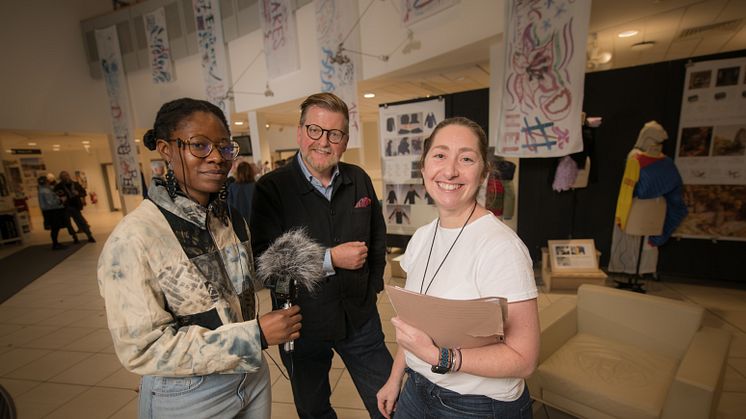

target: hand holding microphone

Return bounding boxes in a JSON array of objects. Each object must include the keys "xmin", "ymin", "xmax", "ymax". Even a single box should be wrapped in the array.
[
  {"xmin": 256, "ymin": 228, "xmax": 325, "ymax": 352},
  {"xmin": 258, "ymin": 305, "xmax": 302, "ymax": 346}
]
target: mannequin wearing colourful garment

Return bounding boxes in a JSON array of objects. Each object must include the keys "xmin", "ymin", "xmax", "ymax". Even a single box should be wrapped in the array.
[{"xmin": 608, "ymin": 121, "xmax": 688, "ymax": 276}]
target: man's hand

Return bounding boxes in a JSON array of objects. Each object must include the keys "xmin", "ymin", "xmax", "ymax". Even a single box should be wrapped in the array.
[
  {"xmin": 258, "ymin": 305, "xmax": 302, "ymax": 346},
  {"xmin": 330, "ymin": 241, "xmax": 368, "ymax": 270}
]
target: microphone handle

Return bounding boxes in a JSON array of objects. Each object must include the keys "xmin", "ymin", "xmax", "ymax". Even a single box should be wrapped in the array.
[{"xmin": 282, "ymin": 300, "xmax": 294, "ymax": 352}]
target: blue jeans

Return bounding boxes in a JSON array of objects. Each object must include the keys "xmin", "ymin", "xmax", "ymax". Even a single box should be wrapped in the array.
[
  {"xmin": 395, "ymin": 368, "xmax": 533, "ymax": 418},
  {"xmin": 280, "ymin": 310, "xmax": 393, "ymax": 419},
  {"xmin": 138, "ymin": 356, "xmax": 270, "ymax": 419}
]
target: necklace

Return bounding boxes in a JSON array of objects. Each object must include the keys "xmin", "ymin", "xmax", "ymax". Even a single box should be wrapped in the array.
[{"xmin": 420, "ymin": 201, "xmax": 478, "ymax": 295}]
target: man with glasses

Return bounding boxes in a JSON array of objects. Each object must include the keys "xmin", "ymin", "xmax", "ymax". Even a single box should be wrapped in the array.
[{"xmin": 251, "ymin": 92, "xmax": 392, "ymax": 418}]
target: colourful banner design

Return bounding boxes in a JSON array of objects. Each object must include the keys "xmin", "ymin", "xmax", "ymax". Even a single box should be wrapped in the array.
[
  {"xmin": 193, "ymin": 0, "xmax": 231, "ymax": 120},
  {"xmin": 259, "ymin": 0, "xmax": 300, "ymax": 79},
  {"xmin": 314, "ymin": 0, "xmax": 361, "ymax": 148},
  {"xmin": 497, "ymin": 0, "xmax": 590, "ymax": 158},
  {"xmin": 95, "ymin": 26, "xmax": 141, "ymax": 196},
  {"xmin": 401, "ymin": 0, "xmax": 458, "ymax": 26},
  {"xmin": 144, "ymin": 7, "xmax": 175, "ymax": 83}
]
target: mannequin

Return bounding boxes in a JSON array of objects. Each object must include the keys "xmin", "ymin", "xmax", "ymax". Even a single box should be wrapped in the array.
[{"xmin": 608, "ymin": 121, "xmax": 688, "ymax": 288}]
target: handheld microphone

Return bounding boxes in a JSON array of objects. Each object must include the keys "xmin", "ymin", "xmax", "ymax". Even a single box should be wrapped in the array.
[{"xmin": 256, "ymin": 228, "xmax": 325, "ymax": 352}]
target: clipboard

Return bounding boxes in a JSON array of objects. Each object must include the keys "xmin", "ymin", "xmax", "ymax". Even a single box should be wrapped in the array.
[{"xmin": 384, "ymin": 285, "xmax": 508, "ymax": 349}]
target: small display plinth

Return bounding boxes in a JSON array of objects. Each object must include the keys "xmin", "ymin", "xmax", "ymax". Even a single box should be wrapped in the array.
[{"xmin": 541, "ymin": 246, "xmax": 606, "ymax": 292}]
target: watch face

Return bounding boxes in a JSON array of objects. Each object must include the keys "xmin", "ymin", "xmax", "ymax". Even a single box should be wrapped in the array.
[{"xmin": 431, "ymin": 365, "xmax": 449, "ymax": 374}]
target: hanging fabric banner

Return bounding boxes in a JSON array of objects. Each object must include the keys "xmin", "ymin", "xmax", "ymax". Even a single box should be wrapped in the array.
[
  {"xmin": 259, "ymin": 0, "xmax": 300, "ymax": 79},
  {"xmin": 400, "ymin": 0, "xmax": 458, "ymax": 27},
  {"xmin": 314, "ymin": 0, "xmax": 362, "ymax": 148},
  {"xmin": 144, "ymin": 7, "xmax": 175, "ymax": 84},
  {"xmin": 193, "ymin": 0, "xmax": 231, "ymax": 120},
  {"xmin": 497, "ymin": 0, "xmax": 591, "ymax": 158},
  {"xmin": 95, "ymin": 25, "xmax": 141, "ymax": 196}
]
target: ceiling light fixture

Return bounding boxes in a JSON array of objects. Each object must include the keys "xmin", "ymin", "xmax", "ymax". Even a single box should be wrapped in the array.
[
  {"xmin": 234, "ymin": 121, "xmax": 245, "ymax": 126},
  {"xmin": 81, "ymin": 140, "xmax": 91, "ymax": 145},
  {"xmin": 28, "ymin": 142, "xmax": 37, "ymax": 146},
  {"xmin": 631, "ymin": 41, "xmax": 656, "ymax": 50},
  {"xmin": 265, "ymin": 123, "xmax": 270, "ymax": 129},
  {"xmin": 363, "ymin": 92, "xmax": 376, "ymax": 98},
  {"xmin": 618, "ymin": 30, "xmax": 639, "ymax": 38}
]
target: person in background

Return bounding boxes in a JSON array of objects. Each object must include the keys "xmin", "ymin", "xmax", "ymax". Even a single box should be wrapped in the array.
[
  {"xmin": 228, "ymin": 161, "xmax": 256, "ymax": 224},
  {"xmin": 251, "ymin": 92, "xmax": 393, "ymax": 418},
  {"xmin": 54, "ymin": 170, "xmax": 95, "ymax": 243},
  {"xmin": 98, "ymin": 98, "xmax": 302, "ymax": 419},
  {"xmin": 377, "ymin": 117, "xmax": 539, "ymax": 418},
  {"xmin": 38, "ymin": 176, "xmax": 77, "ymax": 249}
]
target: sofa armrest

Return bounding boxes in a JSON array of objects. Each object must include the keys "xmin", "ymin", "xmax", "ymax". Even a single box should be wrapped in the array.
[
  {"xmin": 538, "ymin": 297, "xmax": 578, "ymax": 363},
  {"xmin": 661, "ymin": 326, "xmax": 731, "ymax": 419}
]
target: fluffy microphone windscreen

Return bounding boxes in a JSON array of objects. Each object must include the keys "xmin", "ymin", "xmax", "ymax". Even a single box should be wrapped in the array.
[{"xmin": 255, "ymin": 228, "xmax": 325, "ymax": 294}]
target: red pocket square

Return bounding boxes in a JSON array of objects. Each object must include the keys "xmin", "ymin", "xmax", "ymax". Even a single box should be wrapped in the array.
[{"xmin": 354, "ymin": 197, "xmax": 372, "ymax": 208}]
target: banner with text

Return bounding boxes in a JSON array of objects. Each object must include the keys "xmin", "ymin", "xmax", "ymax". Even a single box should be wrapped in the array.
[
  {"xmin": 193, "ymin": 0, "xmax": 231, "ymax": 120},
  {"xmin": 144, "ymin": 7, "xmax": 175, "ymax": 83},
  {"xmin": 260, "ymin": 0, "xmax": 300, "ymax": 79}
]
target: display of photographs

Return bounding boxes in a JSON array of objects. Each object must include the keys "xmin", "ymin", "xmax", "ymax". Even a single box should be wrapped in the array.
[
  {"xmin": 676, "ymin": 185, "xmax": 746, "ymax": 240},
  {"xmin": 716, "ymin": 66, "xmax": 740, "ymax": 87},
  {"xmin": 712, "ymin": 125, "xmax": 746, "ymax": 157},
  {"xmin": 679, "ymin": 126, "xmax": 713, "ymax": 157},
  {"xmin": 547, "ymin": 239, "xmax": 599, "ymax": 272},
  {"xmin": 384, "ymin": 137, "xmax": 419, "ymax": 157},
  {"xmin": 689, "ymin": 70, "xmax": 712, "ymax": 89},
  {"xmin": 396, "ymin": 112, "xmax": 424, "ymax": 136},
  {"xmin": 384, "ymin": 184, "xmax": 400, "ymax": 205},
  {"xmin": 385, "ymin": 183, "xmax": 430, "ymax": 206},
  {"xmin": 386, "ymin": 204, "xmax": 411, "ymax": 225}
]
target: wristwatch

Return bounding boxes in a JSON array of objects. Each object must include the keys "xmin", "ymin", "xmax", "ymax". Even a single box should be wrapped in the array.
[{"xmin": 431, "ymin": 347, "xmax": 450, "ymax": 374}]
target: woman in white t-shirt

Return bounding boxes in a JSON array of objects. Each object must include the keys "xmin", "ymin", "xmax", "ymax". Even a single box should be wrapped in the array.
[{"xmin": 376, "ymin": 117, "xmax": 539, "ymax": 418}]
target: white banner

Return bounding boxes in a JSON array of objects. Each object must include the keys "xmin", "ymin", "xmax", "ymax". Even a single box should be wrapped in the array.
[
  {"xmin": 379, "ymin": 98, "xmax": 445, "ymax": 235},
  {"xmin": 259, "ymin": 0, "xmax": 300, "ymax": 79},
  {"xmin": 497, "ymin": 0, "xmax": 590, "ymax": 158},
  {"xmin": 95, "ymin": 26, "xmax": 141, "ymax": 196},
  {"xmin": 193, "ymin": 0, "xmax": 231, "ymax": 120},
  {"xmin": 400, "ymin": 0, "xmax": 458, "ymax": 27},
  {"xmin": 314, "ymin": 0, "xmax": 362, "ymax": 148},
  {"xmin": 144, "ymin": 7, "xmax": 175, "ymax": 83}
]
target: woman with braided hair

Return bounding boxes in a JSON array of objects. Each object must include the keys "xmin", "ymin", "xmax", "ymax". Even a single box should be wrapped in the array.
[{"xmin": 98, "ymin": 98, "xmax": 301, "ymax": 418}]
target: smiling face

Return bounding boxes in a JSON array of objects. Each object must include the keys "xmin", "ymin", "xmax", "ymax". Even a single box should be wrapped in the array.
[
  {"xmin": 421, "ymin": 124, "xmax": 486, "ymax": 219},
  {"xmin": 156, "ymin": 111, "xmax": 231, "ymax": 206},
  {"xmin": 297, "ymin": 105, "xmax": 348, "ymax": 182}
]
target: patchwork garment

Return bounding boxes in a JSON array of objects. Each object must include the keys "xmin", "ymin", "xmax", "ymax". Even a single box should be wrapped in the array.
[{"xmin": 98, "ymin": 180, "xmax": 262, "ymax": 376}]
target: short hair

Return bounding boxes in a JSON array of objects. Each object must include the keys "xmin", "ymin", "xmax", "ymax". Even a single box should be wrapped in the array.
[
  {"xmin": 143, "ymin": 98, "xmax": 230, "ymax": 151},
  {"xmin": 419, "ymin": 117, "xmax": 490, "ymax": 179},
  {"xmin": 299, "ymin": 93, "xmax": 349, "ymax": 133},
  {"xmin": 234, "ymin": 161, "xmax": 255, "ymax": 183}
]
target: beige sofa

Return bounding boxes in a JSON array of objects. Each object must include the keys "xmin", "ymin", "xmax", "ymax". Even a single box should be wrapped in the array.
[{"xmin": 528, "ymin": 284, "xmax": 731, "ymax": 419}]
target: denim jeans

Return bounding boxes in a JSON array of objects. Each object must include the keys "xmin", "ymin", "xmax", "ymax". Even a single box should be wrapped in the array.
[
  {"xmin": 138, "ymin": 356, "xmax": 270, "ymax": 419},
  {"xmin": 395, "ymin": 368, "xmax": 533, "ymax": 419},
  {"xmin": 280, "ymin": 310, "xmax": 393, "ymax": 419}
]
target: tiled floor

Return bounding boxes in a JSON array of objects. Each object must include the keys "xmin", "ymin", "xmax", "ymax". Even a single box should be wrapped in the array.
[{"xmin": 1, "ymin": 210, "xmax": 745, "ymax": 418}]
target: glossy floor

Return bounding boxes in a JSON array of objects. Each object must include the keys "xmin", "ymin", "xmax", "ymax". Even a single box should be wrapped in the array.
[{"xmin": 0, "ymin": 211, "xmax": 744, "ymax": 418}]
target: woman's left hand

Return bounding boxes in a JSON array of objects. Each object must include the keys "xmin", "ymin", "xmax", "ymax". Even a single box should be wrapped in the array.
[{"xmin": 391, "ymin": 316, "xmax": 439, "ymax": 365}]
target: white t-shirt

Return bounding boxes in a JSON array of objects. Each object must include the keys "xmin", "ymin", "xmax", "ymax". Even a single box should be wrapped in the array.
[{"xmin": 400, "ymin": 213, "xmax": 537, "ymax": 401}]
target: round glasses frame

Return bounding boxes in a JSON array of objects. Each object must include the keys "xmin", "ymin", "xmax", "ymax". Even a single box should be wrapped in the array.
[
  {"xmin": 304, "ymin": 124, "xmax": 348, "ymax": 144},
  {"xmin": 167, "ymin": 136, "xmax": 240, "ymax": 160}
]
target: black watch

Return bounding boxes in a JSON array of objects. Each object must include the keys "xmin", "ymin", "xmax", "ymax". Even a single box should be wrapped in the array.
[
  {"xmin": 431, "ymin": 364, "xmax": 449, "ymax": 374},
  {"xmin": 431, "ymin": 347, "xmax": 450, "ymax": 374}
]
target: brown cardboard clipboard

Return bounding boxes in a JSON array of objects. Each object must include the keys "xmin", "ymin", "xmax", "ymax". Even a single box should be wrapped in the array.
[{"xmin": 384, "ymin": 285, "xmax": 508, "ymax": 349}]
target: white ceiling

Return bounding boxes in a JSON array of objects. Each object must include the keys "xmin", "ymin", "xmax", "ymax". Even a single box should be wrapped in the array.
[{"xmin": 3, "ymin": 0, "xmax": 745, "ymax": 151}]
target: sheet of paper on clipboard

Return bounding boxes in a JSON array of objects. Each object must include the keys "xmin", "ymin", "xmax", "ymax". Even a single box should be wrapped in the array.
[{"xmin": 384, "ymin": 285, "xmax": 508, "ymax": 349}]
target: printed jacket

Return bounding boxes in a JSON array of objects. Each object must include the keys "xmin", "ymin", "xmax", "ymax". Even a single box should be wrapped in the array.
[{"xmin": 97, "ymin": 181, "xmax": 263, "ymax": 376}]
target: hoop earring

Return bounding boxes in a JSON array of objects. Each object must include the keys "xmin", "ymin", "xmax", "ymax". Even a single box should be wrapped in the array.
[{"xmin": 165, "ymin": 162, "xmax": 177, "ymax": 200}]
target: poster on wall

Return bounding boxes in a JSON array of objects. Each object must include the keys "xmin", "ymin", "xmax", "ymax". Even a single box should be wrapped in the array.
[
  {"xmin": 379, "ymin": 98, "xmax": 444, "ymax": 235},
  {"xmin": 496, "ymin": 0, "xmax": 591, "ymax": 158},
  {"xmin": 315, "ymin": 0, "xmax": 362, "ymax": 148},
  {"xmin": 674, "ymin": 57, "xmax": 746, "ymax": 241}
]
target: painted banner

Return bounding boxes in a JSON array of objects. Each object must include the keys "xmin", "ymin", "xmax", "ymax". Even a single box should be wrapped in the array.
[
  {"xmin": 259, "ymin": 0, "xmax": 300, "ymax": 79},
  {"xmin": 497, "ymin": 0, "xmax": 591, "ymax": 158},
  {"xmin": 144, "ymin": 7, "xmax": 175, "ymax": 83},
  {"xmin": 314, "ymin": 0, "xmax": 361, "ymax": 148},
  {"xmin": 379, "ymin": 98, "xmax": 445, "ymax": 235},
  {"xmin": 193, "ymin": 0, "xmax": 232, "ymax": 120},
  {"xmin": 401, "ymin": 0, "xmax": 458, "ymax": 26},
  {"xmin": 95, "ymin": 26, "xmax": 141, "ymax": 196},
  {"xmin": 674, "ymin": 57, "xmax": 746, "ymax": 241}
]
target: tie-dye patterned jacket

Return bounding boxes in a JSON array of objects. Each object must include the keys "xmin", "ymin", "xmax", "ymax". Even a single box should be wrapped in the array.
[{"xmin": 97, "ymin": 181, "xmax": 263, "ymax": 376}]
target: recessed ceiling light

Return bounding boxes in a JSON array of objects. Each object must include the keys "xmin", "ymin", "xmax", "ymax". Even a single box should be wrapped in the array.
[
  {"xmin": 81, "ymin": 140, "xmax": 91, "ymax": 145},
  {"xmin": 28, "ymin": 142, "xmax": 37, "ymax": 146},
  {"xmin": 5, "ymin": 149, "xmax": 12, "ymax": 153},
  {"xmin": 234, "ymin": 121, "xmax": 245, "ymax": 126},
  {"xmin": 618, "ymin": 30, "xmax": 639, "ymax": 38},
  {"xmin": 265, "ymin": 123, "xmax": 270, "ymax": 129},
  {"xmin": 631, "ymin": 41, "xmax": 656, "ymax": 50},
  {"xmin": 363, "ymin": 92, "xmax": 375, "ymax": 98},
  {"xmin": 135, "ymin": 138, "xmax": 141, "ymax": 143},
  {"xmin": 53, "ymin": 144, "xmax": 60, "ymax": 147}
]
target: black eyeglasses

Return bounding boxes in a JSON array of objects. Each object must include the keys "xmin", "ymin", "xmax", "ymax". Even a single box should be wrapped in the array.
[
  {"xmin": 167, "ymin": 135, "xmax": 240, "ymax": 160},
  {"xmin": 304, "ymin": 124, "xmax": 348, "ymax": 144}
]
